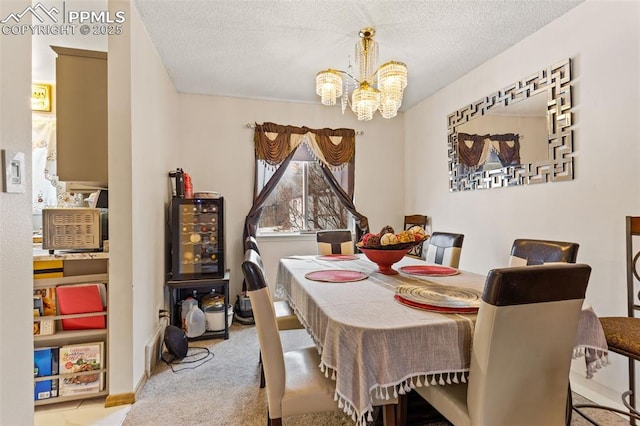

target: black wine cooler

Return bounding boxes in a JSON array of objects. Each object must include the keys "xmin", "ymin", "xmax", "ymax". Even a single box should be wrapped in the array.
[{"xmin": 169, "ymin": 197, "xmax": 225, "ymax": 279}]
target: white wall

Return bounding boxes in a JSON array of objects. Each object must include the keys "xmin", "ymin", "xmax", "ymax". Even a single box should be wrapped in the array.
[
  {"xmin": 107, "ymin": 0, "xmax": 134, "ymax": 397},
  {"xmin": 0, "ymin": 0, "xmax": 35, "ymax": 422},
  {"xmin": 404, "ymin": 0, "xmax": 640, "ymax": 408},
  {"xmin": 176, "ymin": 95, "xmax": 406, "ymax": 297},
  {"xmin": 129, "ymin": 2, "xmax": 179, "ymax": 387},
  {"xmin": 108, "ymin": 0, "xmax": 179, "ymax": 395}
]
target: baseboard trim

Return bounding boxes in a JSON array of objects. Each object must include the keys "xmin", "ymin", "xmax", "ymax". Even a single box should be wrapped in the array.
[{"xmin": 105, "ymin": 392, "xmax": 136, "ymax": 407}]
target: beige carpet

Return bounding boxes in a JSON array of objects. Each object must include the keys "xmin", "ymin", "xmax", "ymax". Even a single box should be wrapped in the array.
[
  {"xmin": 124, "ymin": 324, "xmax": 358, "ymax": 426},
  {"xmin": 123, "ymin": 323, "xmax": 628, "ymax": 426}
]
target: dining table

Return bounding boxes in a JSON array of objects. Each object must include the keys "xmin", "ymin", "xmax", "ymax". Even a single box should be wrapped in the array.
[{"xmin": 275, "ymin": 253, "xmax": 609, "ymax": 426}]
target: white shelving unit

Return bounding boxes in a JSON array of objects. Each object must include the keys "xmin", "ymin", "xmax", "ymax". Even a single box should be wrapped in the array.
[{"xmin": 34, "ymin": 273, "xmax": 108, "ymax": 406}]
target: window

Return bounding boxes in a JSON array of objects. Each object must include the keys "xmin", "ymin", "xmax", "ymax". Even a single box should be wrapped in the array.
[
  {"xmin": 257, "ymin": 143, "xmax": 351, "ymax": 234},
  {"xmin": 246, "ymin": 122, "xmax": 366, "ymax": 241}
]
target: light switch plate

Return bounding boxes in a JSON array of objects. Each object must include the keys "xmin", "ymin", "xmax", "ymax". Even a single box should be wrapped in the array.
[{"xmin": 1, "ymin": 149, "xmax": 26, "ymax": 193}]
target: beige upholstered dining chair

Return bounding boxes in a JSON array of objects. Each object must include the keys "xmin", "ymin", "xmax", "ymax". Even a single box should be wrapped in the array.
[
  {"xmin": 507, "ymin": 238, "xmax": 580, "ymax": 422},
  {"xmin": 413, "ymin": 263, "xmax": 591, "ymax": 426},
  {"xmin": 574, "ymin": 216, "xmax": 640, "ymax": 424},
  {"xmin": 244, "ymin": 236, "xmax": 301, "ymax": 330},
  {"xmin": 424, "ymin": 232, "xmax": 464, "ymax": 268},
  {"xmin": 242, "ymin": 249, "xmax": 337, "ymax": 426},
  {"xmin": 316, "ymin": 230, "xmax": 354, "ymax": 255},
  {"xmin": 508, "ymin": 238, "xmax": 579, "ymax": 266},
  {"xmin": 244, "ymin": 235, "xmax": 260, "ymax": 253},
  {"xmin": 243, "ymin": 236, "xmax": 303, "ymax": 389}
]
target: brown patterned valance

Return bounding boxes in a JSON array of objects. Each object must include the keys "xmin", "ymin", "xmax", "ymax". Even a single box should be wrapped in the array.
[{"xmin": 254, "ymin": 122, "xmax": 355, "ymax": 166}]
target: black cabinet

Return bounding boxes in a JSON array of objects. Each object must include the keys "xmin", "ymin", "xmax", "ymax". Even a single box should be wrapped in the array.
[
  {"xmin": 166, "ymin": 272, "xmax": 230, "ymax": 340},
  {"xmin": 169, "ymin": 197, "xmax": 224, "ymax": 279}
]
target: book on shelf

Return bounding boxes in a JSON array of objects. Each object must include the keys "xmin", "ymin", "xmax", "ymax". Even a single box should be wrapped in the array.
[
  {"xmin": 33, "ymin": 287, "xmax": 56, "ymax": 336},
  {"xmin": 58, "ymin": 342, "xmax": 104, "ymax": 397},
  {"xmin": 56, "ymin": 284, "xmax": 105, "ymax": 330},
  {"xmin": 34, "ymin": 347, "xmax": 59, "ymax": 401}
]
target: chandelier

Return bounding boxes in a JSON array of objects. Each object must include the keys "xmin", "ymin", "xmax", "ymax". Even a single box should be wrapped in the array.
[{"xmin": 315, "ymin": 28, "xmax": 408, "ymax": 121}]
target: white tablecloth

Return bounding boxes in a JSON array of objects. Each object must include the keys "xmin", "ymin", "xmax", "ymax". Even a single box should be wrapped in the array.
[{"xmin": 275, "ymin": 254, "xmax": 607, "ymax": 425}]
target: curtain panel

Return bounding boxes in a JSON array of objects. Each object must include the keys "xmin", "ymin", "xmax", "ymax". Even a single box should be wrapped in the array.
[
  {"xmin": 488, "ymin": 133, "xmax": 521, "ymax": 166},
  {"xmin": 457, "ymin": 133, "xmax": 489, "ymax": 168},
  {"xmin": 244, "ymin": 122, "xmax": 369, "ymax": 242},
  {"xmin": 32, "ymin": 114, "xmax": 62, "ymax": 212},
  {"xmin": 457, "ymin": 132, "xmax": 521, "ymax": 168}
]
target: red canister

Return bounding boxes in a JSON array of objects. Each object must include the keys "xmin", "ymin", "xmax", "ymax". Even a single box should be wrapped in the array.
[{"xmin": 183, "ymin": 173, "xmax": 193, "ymax": 198}]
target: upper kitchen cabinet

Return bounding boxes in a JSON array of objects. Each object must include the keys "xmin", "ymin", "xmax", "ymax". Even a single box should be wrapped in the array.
[{"xmin": 52, "ymin": 46, "xmax": 107, "ymax": 187}]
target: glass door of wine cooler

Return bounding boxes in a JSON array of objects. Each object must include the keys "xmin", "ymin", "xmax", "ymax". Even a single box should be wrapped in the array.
[{"xmin": 171, "ymin": 198, "xmax": 224, "ymax": 279}]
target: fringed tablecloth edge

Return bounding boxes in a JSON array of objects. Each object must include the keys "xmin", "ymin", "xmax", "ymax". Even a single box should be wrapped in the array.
[
  {"xmin": 276, "ymin": 284, "xmax": 324, "ymax": 355},
  {"xmin": 573, "ymin": 344, "xmax": 609, "ymax": 379},
  {"xmin": 319, "ymin": 360, "xmax": 470, "ymax": 426}
]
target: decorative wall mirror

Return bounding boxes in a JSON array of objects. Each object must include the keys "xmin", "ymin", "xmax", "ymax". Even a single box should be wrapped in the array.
[{"xmin": 447, "ymin": 58, "xmax": 573, "ymax": 191}]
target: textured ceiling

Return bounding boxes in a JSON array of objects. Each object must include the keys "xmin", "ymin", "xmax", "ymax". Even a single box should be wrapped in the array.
[{"xmin": 133, "ymin": 0, "xmax": 583, "ymax": 111}]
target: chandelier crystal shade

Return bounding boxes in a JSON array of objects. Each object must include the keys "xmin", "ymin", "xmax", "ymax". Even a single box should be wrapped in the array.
[
  {"xmin": 315, "ymin": 70, "xmax": 343, "ymax": 106},
  {"xmin": 315, "ymin": 28, "xmax": 408, "ymax": 121}
]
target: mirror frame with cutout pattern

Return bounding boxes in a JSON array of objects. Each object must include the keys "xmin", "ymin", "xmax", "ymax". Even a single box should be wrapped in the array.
[{"xmin": 447, "ymin": 58, "xmax": 573, "ymax": 191}]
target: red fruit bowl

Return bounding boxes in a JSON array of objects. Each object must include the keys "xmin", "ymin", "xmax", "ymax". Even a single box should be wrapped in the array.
[{"xmin": 359, "ymin": 247, "xmax": 412, "ymax": 275}]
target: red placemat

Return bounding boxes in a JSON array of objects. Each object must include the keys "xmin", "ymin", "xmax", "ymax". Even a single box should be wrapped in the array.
[
  {"xmin": 304, "ymin": 270, "xmax": 368, "ymax": 283},
  {"xmin": 394, "ymin": 294, "xmax": 479, "ymax": 313},
  {"xmin": 398, "ymin": 265, "xmax": 459, "ymax": 276},
  {"xmin": 317, "ymin": 254, "xmax": 359, "ymax": 261}
]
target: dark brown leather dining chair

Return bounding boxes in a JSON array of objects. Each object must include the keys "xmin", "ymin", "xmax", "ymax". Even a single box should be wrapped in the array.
[{"xmin": 509, "ymin": 238, "xmax": 579, "ymax": 266}]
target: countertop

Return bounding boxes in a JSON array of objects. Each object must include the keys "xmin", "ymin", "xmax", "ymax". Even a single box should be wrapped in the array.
[{"xmin": 33, "ymin": 245, "xmax": 109, "ymax": 261}]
